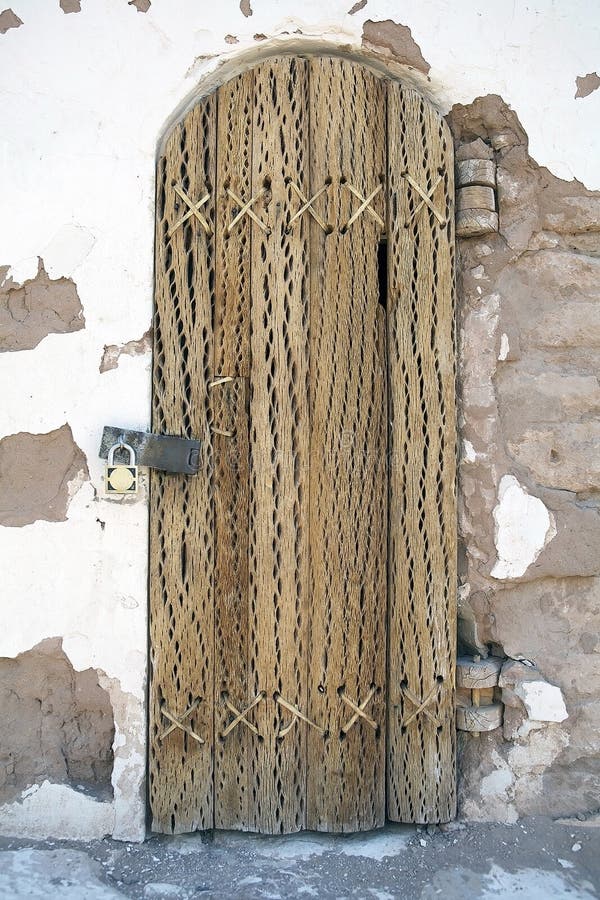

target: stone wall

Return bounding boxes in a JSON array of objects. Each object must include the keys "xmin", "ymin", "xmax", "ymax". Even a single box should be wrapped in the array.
[{"xmin": 449, "ymin": 96, "xmax": 600, "ymax": 821}]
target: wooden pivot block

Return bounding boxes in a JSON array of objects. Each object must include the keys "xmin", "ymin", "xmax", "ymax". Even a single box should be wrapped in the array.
[
  {"xmin": 456, "ymin": 702, "xmax": 503, "ymax": 733},
  {"xmin": 457, "ymin": 186, "xmax": 496, "ymax": 213},
  {"xmin": 456, "ymin": 655, "xmax": 502, "ymax": 689},
  {"xmin": 456, "ymin": 159, "xmax": 496, "ymax": 188},
  {"xmin": 456, "ymin": 209, "xmax": 499, "ymax": 238}
]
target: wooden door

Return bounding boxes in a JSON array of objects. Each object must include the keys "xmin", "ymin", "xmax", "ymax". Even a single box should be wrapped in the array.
[{"xmin": 149, "ymin": 56, "xmax": 456, "ymax": 835}]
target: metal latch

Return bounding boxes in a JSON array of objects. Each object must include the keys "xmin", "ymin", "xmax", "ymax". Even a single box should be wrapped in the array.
[{"xmin": 99, "ymin": 426, "xmax": 201, "ymax": 475}]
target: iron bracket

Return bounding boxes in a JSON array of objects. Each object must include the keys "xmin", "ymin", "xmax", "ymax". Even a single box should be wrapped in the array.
[{"xmin": 99, "ymin": 426, "xmax": 201, "ymax": 475}]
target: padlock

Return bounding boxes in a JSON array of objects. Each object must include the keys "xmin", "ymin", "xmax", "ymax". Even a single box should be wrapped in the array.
[{"xmin": 105, "ymin": 439, "xmax": 138, "ymax": 495}]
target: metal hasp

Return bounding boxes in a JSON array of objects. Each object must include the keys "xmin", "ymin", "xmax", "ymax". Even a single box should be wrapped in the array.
[{"xmin": 99, "ymin": 427, "xmax": 201, "ymax": 475}]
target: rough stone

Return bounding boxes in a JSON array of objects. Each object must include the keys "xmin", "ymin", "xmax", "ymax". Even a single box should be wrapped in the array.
[
  {"xmin": 0, "ymin": 258, "xmax": 85, "ymax": 352},
  {"xmin": 361, "ymin": 19, "xmax": 430, "ymax": 73},
  {"xmin": 0, "ymin": 424, "xmax": 88, "ymax": 527},
  {"xmin": 448, "ymin": 93, "xmax": 600, "ymax": 821},
  {"xmin": 0, "ymin": 638, "xmax": 114, "ymax": 803}
]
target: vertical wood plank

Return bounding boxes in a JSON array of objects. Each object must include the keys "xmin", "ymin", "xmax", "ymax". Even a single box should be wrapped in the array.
[
  {"xmin": 306, "ymin": 58, "xmax": 388, "ymax": 832},
  {"xmin": 248, "ymin": 57, "xmax": 311, "ymax": 833},
  {"xmin": 149, "ymin": 98, "xmax": 217, "ymax": 833},
  {"xmin": 386, "ymin": 82, "xmax": 457, "ymax": 824},
  {"xmin": 212, "ymin": 71, "xmax": 254, "ymax": 831},
  {"xmin": 214, "ymin": 70, "xmax": 254, "ymax": 379},
  {"xmin": 212, "ymin": 377, "xmax": 250, "ymax": 829}
]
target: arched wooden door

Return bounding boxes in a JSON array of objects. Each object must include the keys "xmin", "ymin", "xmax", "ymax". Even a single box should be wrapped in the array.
[{"xmin": 149, "ymin": 56, "xmax": 456, "ymax": 835}]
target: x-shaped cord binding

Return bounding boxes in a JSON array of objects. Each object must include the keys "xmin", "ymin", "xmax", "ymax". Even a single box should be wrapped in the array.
[
  {"xmin": 168, "ymin": 185, "xmax": 212, "ymax": 237},
  {"xmin": 226, "ymin": 187, "xmax": 270, "ymax": 234},
  {"xmin": 159, "ymin": 699, "xmax": 205, "ymax": 744},
  {"xmin": 340, "ymin": 686, "xmax": 378, "ymax": 734},
  {"xmin": 341, "ymin": 182, "xmax": 385, "ymax": 232},
  {"xmin": 221, "ymin": 691, "xmax": 265, "ymax": 739},
  {"xmin": 399, "ymin": 682, "xmax": 441, "ymax": 729},
  {"xmin": 275, "ymin": 693, "xmax": 325, "ymax": 739},
  {"xmin": 402, "ymin": 172, "xmax": 446, "ymax": 228},
  {"xmin": 208, "ymin": 376, "xmax": 235, "ymax": 437},
  {"xmin": 287, "ymin": 181, "xmax": 331, "ymax": 233}
]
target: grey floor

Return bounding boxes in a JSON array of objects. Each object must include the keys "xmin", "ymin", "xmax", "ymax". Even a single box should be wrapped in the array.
[{"xmin": 0, "ymin": 816, "xmax": 599, "ymax": 899}]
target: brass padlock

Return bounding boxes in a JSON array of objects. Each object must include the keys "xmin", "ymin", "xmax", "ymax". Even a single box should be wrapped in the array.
[{"xmin": 105, "ymin": 439, "xmax": 138, "ymax": 495}]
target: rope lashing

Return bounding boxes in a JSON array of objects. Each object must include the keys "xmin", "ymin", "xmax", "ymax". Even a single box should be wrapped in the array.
[
  {"xmin": 399, "ymin": 682, "xmax": 441, "ymax": 729},
  {"xmin": 402, "ymin": 172, "xmax": 446, "ymax": 227},
  {"xmin": 287, "ymin": 181, "xmax": 331, "ymax": 233},
  {"xmin": 226, "ymin": 187, "xmax": 270, "ymax": 234},
  {"xmin": 221, "ymin": 691, "xmax": 265, "ymax": 739},
  {"xmin": 168, "ymin": 185, "xmax": 212, "ymax": 237},
  {"xmin": 275, "ymin": 693, "xmax": 325, "ymax": 738},
  {"xmin": 341, "ymin": 182, "xmax": 385, "ymax": 232},
  {"xmin": 159, "ymin": 698, "xmax": 205, "ymax": 744},
  {"xmin": 340, "ymin": 686, "xmax": 378, "ymax": 734}
]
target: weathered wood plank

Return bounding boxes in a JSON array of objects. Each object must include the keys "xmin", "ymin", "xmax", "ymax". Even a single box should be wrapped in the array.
[
  {"xmin": 214, "ymin": 70, "xmax": 254, "ymax": 378},
  {"xmin": 306, "ymin": 57, "xmax": 388, "ymax": 832},
  {"xmin": 386, "ymin": 82, "xmax": 457, "ymax": 824},
  {"xmin": 212, "ymin": 377, "xmax": 250, "ymax": 829},
  {"xmin": 212, "ymin": 71, "xmax": 254, "ymax": 831},
  {"xmin": 149, "ymin": 98, "xmax": 217, "ymax": 833},
  {"xmin": 248, "ymin": 57, "xmax": 311, "ymax": 833}
]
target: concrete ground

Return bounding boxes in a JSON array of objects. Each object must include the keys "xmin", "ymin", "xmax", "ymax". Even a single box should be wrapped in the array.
[{"xmin": 0, "ymin": 817, "xmax": 599, "ymax": 899}]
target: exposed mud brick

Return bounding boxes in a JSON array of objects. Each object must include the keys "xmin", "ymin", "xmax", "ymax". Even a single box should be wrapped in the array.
[
  {"xmin": 0, "ymin": 638, "xmax": 114, "ymax": 803},
  {"xmin": 0, "ymin": 424, "xmax": 88, "ymax": 527},
  {"xmin": 0, "ymin": 258, "xmax": 84, "ymax": 352},
  {"xmin": 361, "ymin": 19, "xmax": 430, "ymax": 73}
]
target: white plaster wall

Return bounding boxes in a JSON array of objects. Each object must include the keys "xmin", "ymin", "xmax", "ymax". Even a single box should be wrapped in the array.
[{"xmin": 0, "ymin": 0, "xmax": 598, "ymax": 840}]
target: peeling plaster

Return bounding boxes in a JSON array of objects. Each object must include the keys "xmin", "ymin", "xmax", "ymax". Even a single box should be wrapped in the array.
[
  {"xmin": 575, "ymin": 72, "xmax": 600, "ymax": 99},
  {"xmin": 0, "ymin": 424, "xmax": 89, "ymax": 527},
  {"xmin": 59, "ymin": 0, "xmax": 81, "ymax": 13},
  {"xmin": 0, "ymin": 8, "xmax": 22, "ymax": 33},
  {"xmin": 240, "ymin": 0, "xmax": 253, "ymax": 17},
  {"xmin": 129, "ymin": 0, "xmax": 151, "ymax": 12},
  {"xmin": 491, "ymin": 476, "xmax": 556, "ymax": 580},
  {"xmin": 100, "ymin": 327, "xmax": 152, "ymax": 373},
  {"xmin": 0, "ymin": 258, "xmax": 85, "ymax": 353},
  {"xmin": 361, "ymin": 19, "xmax": 430, "ymax": 74},
  {"xmin": 348, "ymin": 0, "xmax": 367, "ymax": 14},
  {"xmin": 42, "ymin": 225, "xmax": 96, "ymax": 280},
  {"xmin": 515, "ymin": 681, "xmax": 568, "ymax": 723},
  {"xmin": 0, "ymin": 781, "xmax": 114, "ymax": 841}
]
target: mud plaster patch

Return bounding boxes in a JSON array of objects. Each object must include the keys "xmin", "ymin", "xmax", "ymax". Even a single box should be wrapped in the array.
[
  {"xmin": 60, "ymin": 0, "xmax": 81, "ymax": 12},
  {"xmin": 0, "ymin": 258, "xmax": 84, "ymax": 352},
  {"xmin": 0, "ymin": 9, "xmax": 22, "ymax": 33},
  {"xmin": 575, "ymin": 72, "xmax": 600, "ymax": 99},
  {"xmin": 99, "ymin": 327, "xmax": 152, "ymax": 373},
  {"xmin": 361, "ymin": 19, "xmax": 430, "ymax": 74},
  {"xmin": 0, "ymin": 423, "xmax": 89, "ymax": 527},
  {"xmin": 0, "ymin": 638, "xmax": 114, "ymax": 804},
  {"xmin": 129, "ymin": 0, "xmax": 151, "ymax": 11},
  {"xmin": 239, "ymin": 0, "xmax": 252, "ymax": 17},
  {"xmin": 348, "ymin": 0, "xmax": 367, "ymax": 14}
]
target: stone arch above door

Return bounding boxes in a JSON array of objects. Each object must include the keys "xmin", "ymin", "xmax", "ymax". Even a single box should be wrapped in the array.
[{"xmin": 149, "ymin": 54, "xmax": 456, "ymax": 835}]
